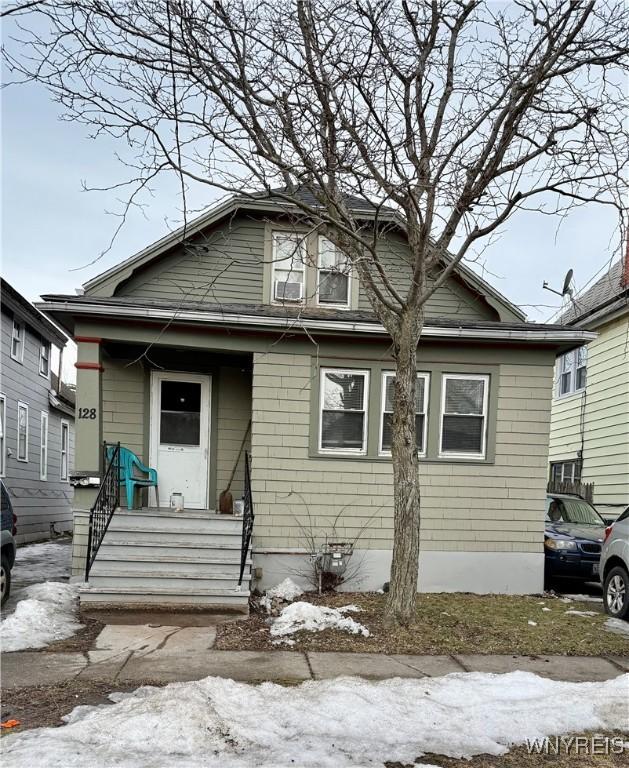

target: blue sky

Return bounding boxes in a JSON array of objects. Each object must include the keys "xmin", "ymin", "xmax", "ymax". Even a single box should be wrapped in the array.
[{"xmin": 2, "ymin": 59, "xmax": 620, "ymax": 326}]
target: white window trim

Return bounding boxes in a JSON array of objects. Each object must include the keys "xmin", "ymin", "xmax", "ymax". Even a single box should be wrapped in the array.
[
  {"xmin": 379, "ymin": 372, "xmax": 430, "ymax": 457},
  {"xmin": 556, "ymin": 348, "xmax": 587, "ymax": 399},
  {"xmin": 11, "ymin": 320, "xmax": 24, "ymax": 363},
  {"xmin": 60, "ymin": 419, "xmax": 70, "ymax": 481},
  {"xmin": 438, "ymin": 373, "xmax": 489, "ymax": 460},
  {"xmin": 318, "ymin": 367, "xmax": 369, "ymax": 455},
  {"xmin": 271, "ymin": 231, "xmax": 307, "ymax": 305},
  {"xmin": 40, "ymin": 411, "xmax": 49, "ymax": 480},
  {"xmin": 0, "ymin": 394, "xmax": 6, "ymax": 478},
  {"xmin": 17, "ymin": 401, "xmax": 29, "ymax": 462},
  {"xmin": 316, "ymin": 236, "xmax": 352, "ymax": 310},
  {"xmin": 39, "ymin": 341, "xmax": 51, "ymax": 379}
]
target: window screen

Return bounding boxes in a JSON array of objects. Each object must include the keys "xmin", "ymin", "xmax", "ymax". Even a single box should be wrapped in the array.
[
  {"xmin": 320, "ymin": 369, "xmax": 368, "ymax": 451},
  {"xmin": 381, "ymin": 373, "xmax": 428, "ymax": 454},
  {"xmin": 440, "ymin": 376, "xmax": 487, "ymax": 456},
  {"xmin": 160, "ymin": 381, "xmax": 202, "ymax": 445}
]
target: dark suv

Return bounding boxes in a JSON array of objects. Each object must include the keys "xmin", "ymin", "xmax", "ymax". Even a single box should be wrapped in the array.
[
  {"xmin": 1, "ymin": 480, "xmax": 17, "ymax": 606},
  {"xmin": 544, "ymin": 493, "xmax": 606, "ymax": 587}
]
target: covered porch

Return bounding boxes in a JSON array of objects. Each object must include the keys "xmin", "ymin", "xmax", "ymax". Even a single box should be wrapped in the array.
[{"xmin": 75, "ymin": 340, "xmax": 253, "ymax": 515}]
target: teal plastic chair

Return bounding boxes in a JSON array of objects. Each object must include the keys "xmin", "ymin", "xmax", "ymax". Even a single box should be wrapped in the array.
[{"xmin": 107, "ymin": 445, "xmax": 159, "ymax": 510}]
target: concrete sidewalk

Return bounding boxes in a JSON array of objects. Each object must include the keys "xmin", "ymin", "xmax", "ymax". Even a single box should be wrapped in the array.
[{"xmin": 2, "ymin": 648, "xmax": 627, "ymax": 689}]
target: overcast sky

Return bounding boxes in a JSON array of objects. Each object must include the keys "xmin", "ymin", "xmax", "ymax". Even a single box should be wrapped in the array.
[{"xmin": 2, "ymin": 48, "xmax": 622, "ymax": 331}]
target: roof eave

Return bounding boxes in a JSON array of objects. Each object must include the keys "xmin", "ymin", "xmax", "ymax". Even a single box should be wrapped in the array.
[{"xmin": 37, "ymin": 298, "xmax": 593, "ymax": 348}]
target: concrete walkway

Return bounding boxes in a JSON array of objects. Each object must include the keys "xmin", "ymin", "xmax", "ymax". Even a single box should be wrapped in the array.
[{"xmin": 3, "ymin": 648, "xmax": 627, "ymax": 689}]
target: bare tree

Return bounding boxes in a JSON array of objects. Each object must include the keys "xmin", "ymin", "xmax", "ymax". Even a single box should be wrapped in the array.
[{"xmin": 3, "ymin": 0, "xmax": 627, "ymax": 625}]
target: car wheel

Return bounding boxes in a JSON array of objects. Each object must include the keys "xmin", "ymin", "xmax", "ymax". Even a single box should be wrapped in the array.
[
  {"xmin": 604, "ymin": 565, "xmax": 629, "ymax": 620},
  {"xmin": 1, "ymin": 553, "xmax": 10, "ymax": 607}
]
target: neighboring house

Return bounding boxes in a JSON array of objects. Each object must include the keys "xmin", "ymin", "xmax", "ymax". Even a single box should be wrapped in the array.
[
  {"xmin": 1, "ymin": 278, "xmax": 76, "ymax": 543},
  {"xmin": 40, "ymin": 189, "xmax": 591, "ymax": 608},
  {"xmin": 549, "ymin": 254, "xmax": 629, "ymax": 517}
]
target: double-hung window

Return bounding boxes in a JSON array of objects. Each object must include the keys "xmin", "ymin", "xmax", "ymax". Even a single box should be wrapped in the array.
[
  {"xmin": 0, "ymin": 395, "xmax": 5, "ymax": 477},
  {"xmin": 557, "ymin": 346, "xmax": 587, "ymax": 396},
  {"xmin": 319, "ymin": 368, "xmax": 368, "ymax": 453},
  {"xmin": 439, "ymin": 374, "xmax": 489, "ymax": 458},
  {"xmin": 11, "ymin": 320, "xmax": 24, "ymax": 362},
  {"xmin": 39, "ymin": 342, "xmax": 50, "ymax": 378},
  {"xmin": 271, "ymin": 232, "xmax": 306, "ymax": 303},
  {"xmin": 40, "ymin": 412, "xmax": 49, "ymax": 480},
  {"xmin": 17, "ymin": 402, "xmax": 29, "ymax": 462},
  {"xmin": 317, "ymin": 237, "xmax": 351, "ymax": 308},
  {"xmin": 550, "ymin": 460, "xmax": 581, "ymax": 484},
  {"xmin": 380, "ymin": 372, "xmax": 429, "ymax": 455},
  {"xmin": 60, "ymin": 420, "xmax": 69, "ymax": 480}
]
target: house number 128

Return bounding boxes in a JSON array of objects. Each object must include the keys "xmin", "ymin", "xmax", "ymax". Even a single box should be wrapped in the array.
[{"xmin": 78, "ymin": 408, "xmax": 97, "ymax": 419}]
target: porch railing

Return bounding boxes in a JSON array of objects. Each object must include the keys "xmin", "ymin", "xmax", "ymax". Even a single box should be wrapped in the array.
[
  {"xmin": 85, "ymin": 442, "xmax": 121, "ymax": 581},
  {"xmin": 238, "ymin": 451, "xmax": 254, "ymax": 586}
]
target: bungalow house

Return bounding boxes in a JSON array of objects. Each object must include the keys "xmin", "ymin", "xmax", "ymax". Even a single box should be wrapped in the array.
[
  {"xmin": 549, "ymin": 254, "xmax": 629, "ymax": 518},
  {"xmin": 40, "ymin": 190, "xmax": 592, "ymax": 609}
]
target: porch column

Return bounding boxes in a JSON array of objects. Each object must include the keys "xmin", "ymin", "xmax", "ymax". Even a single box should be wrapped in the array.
[{"xmin": 74, "ymin": 337, "xmax": 103, "ymax": 477}]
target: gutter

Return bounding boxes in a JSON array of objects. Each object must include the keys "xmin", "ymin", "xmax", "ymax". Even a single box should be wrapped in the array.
[{"xmin": 38, "ymin": 299, "xmax": 595, "ymax": 345}]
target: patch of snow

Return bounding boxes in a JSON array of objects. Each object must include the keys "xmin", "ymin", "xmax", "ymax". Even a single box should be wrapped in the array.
[
  {"xmin": 260, "ymin": 578, "xmax": 304, "ymax": 612},
  {"xmin": 604, "ymin": 618, "xmax": 629, "ymax": 637},
  {"xmin": 565, "ymin": 610, "xmax": 598, "ymax": 618},
  {"xmin": 337, "ymin": 604, "xmax": 362, "ymax": 613},
  {"xmin": 266, "ymin": 578, "xmax": 304, "ymax": 602},
  {"xmin": 271, "ymin": 638, "xmax": 296, "ymax": 647},
  {"xmin": 3, "ymin": 672, "xmax": 628, "ymax": 767},
  {"xmin": 563, "ymin": 593, "xmax": 603, "ymax": 604},
  {"xmin": 541, "ymin": 608, "xmax": 551, "ymax": 612},
  {"xmin": 527, "ymin": 621, "xmax": 537, "ymax": 626},
  {"xmin": 271, "ymin": 601, "xmax": 370, "ymax": 638},
  {"xmin": 0, "ymin": 582, "xmax": 82, "ymax": 651}
]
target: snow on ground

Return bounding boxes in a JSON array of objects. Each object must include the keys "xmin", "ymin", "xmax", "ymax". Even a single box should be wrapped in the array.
[
  {"xmin": 0, "ymin": 582, "xmax": 83, "ymax": 651},
  {"xmin": 564, "ymin": 609, "xmax": 598, "ymax": 617},
  {"xmin": 266, "ymin": 578, "xmax": 303, "ymax": 602},
  {"xmin": 260, "ymin": 577, "xmax": 304, "ymax": 612},
  {"xmin": 3, "ymin": 672, "xmax": 628, "ymax": 768},
  {"xmin": 604, "ymin": 618, "xmax": 629, "ymax": 637},
  {"xmin": 271, "ymin": 601, "xmax": 370, "ymax": 638}
]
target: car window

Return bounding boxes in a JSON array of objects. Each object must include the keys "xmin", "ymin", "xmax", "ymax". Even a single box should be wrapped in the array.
[{"xmin": 546, "ymin": 497, "xmax": 603, "ymax": 525}]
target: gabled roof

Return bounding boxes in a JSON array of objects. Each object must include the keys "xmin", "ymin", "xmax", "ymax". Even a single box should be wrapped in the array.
[
  {"xmin": 81, "ymin": 189, "xmax": 526, "ymax": 322},
  {"xmin": 558, "ymin": 258, "xmax": 629, "ymax": 328},
  {"xmin": 1, "ymin": 277, "xmax": 68, "ymax": 347}
]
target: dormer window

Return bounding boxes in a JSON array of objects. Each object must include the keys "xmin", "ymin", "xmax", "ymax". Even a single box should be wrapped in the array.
[
  {"xmin": 271, "ymin": 232, "xmax": 306, "ymax": 304},
  {"xmin": 317, "ymin": 237, "xmax": 351, "ymax": 308}
]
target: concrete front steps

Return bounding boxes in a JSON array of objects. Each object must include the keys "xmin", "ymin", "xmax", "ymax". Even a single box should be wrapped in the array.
[{"xmin": 80, "ymin": 509, "xmax": 251, "ymax": 611}]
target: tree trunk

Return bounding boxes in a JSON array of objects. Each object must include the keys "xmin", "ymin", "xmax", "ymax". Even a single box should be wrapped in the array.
[{"xmin": 384, "ymin": 310, "xmax": 423, "ymax": 626}]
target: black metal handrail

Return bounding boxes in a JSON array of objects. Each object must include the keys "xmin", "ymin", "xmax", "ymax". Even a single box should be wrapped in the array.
[
  {"xmin": 85, "ymin": 442, "xmax": 121, "ymax": 581},
  {"xmin": 238, "ymin": 451, "xmax": 254, "ymax": 586}
]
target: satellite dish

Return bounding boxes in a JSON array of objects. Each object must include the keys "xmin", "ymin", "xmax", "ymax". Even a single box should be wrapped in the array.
[{"xmin": 562, "ymin": 269, "xmax": 574, "ymax": 296}]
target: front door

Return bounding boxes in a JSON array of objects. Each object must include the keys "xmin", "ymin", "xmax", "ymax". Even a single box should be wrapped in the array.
[{"xmin": 149, "ymin": 372, "xmax": 211, "ymax": 509}]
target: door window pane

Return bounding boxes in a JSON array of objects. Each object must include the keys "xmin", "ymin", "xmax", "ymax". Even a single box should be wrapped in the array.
[{"xmin": 160, "ymin": 381, "xmax": 201, "ymax": 445}]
